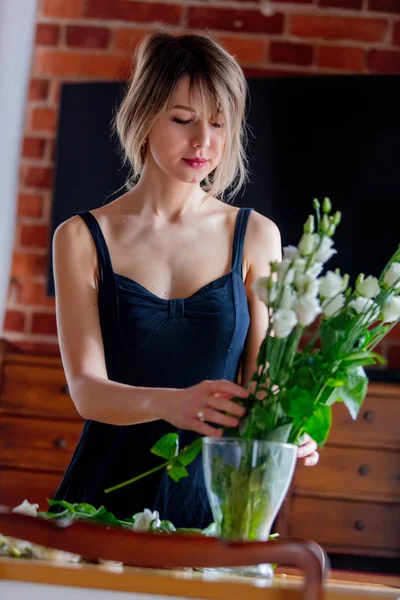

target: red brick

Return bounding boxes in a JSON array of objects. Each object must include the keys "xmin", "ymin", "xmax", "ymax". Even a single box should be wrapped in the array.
[
  {"xmin": 4, "ymin": 310, "xmax": 26, "ymax": 333},
  {"xmin": 11, "ymin": 253, "xmax": 48, "ymax": 278},
  {"xmin": 29, "ymin": 79, "xmax": 50, "ymax": 101},
  {"xmin": 84, "ymin": 0, "xmax": 182, "ymax": 24},
  {"xmin": 17, "ymin": 282, "xmax": 55, "ymax": 307},
  {"xmin": 8, "ymin": 340, "xmax": 60, "ymax": 356},
  {"xmin": 242, "ymin": 66, "xmax": 310, "ymax": 77},
  {"xmin": 387, "ymin": 344, "xmax": 400, "ymax": 368},
  {"xmin": 32, "ymin": 312, "xmax": 57, "ymax": 336},
  {"xmin": 20, "ymin": 224, "xmax": 50, "ymax": 248},
  {"xmin": 318, "ymin": 45, "xmax": 365, "ymax": 70},
  {"xmin": 66, "ymin": 26, "xmax": 111, "ymax": 49},
  {"xmin": 17, "ymin": 194, "xmax": 43, "ymax": 218},
  {"xmin": 188, "ymin": 7, "xmax": 284, "ymax": 35},
  {"xmin": 393, "ymin": 20, "xmax": 400, "ymax": 46},
  {"xmin": 270, "ymin": 41, "xmax": 313, "ymax": 66},
  {"xmin": 290, "ymin": 15, "xmax": 388, "ymax": 42},
  {"xmin": 367, "ymin": 49, "xmax": 400, "ymax": 72},
  {"xmin": 36, "ymin": 23, "xmax": 60, "ymax": 46},
  {"xmin": 31, "ymin": 107, "xmax": 58, "ymax": 133},
  {"xmin": 270, "ymin": 0, "xmax": 312, "ymax": 3},
  {"xmin": 114, "ymin": 28, "xmax": 149, "ymax": 53},
  {"xmin": 42, "ymin": 0, "xmax": 83, "ymax": 18},
  {"xmin": 319, "ymin": 0, "xmax": 362, "ymax": 8},
  {"xmin": 218, "ymin": 36, "xmax": 265, "ymax": 64},
  {"xmin": 369, "ymin": 0, "xmax": 400, "ymax": 14},
  {"xmin": 23, "ymin": 167, "xmax": 53, "ymax": 189},
  {"xmin": 35, "ymin": 51, "xmax": 131, "ymax": 79},
  {"xmin": 22, "ymin": 138, "xmax": 46, "ymax": 159}
]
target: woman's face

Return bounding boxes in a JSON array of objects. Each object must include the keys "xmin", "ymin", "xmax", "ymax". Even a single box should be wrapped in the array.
[{"xmin": 145, "ymin": 76, "xmax": 225, "ymax": 184}]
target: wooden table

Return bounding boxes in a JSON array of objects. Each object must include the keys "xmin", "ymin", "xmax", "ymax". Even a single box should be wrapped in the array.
[{"xmin": 1, "ymin": 557, "xmax": 399, "ymax": 600}]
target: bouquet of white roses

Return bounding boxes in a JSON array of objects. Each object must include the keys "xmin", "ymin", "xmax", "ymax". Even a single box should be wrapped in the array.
[{"xmin": 106, "ymin": 198, "xmax": 400, "ymax": 488}]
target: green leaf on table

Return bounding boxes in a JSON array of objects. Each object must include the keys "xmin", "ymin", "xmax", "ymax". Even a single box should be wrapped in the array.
[
  {"xmin": 73, "ymin": 503, "xmax": 98, "ymax": 516},
  {"xmin": 151, "ymin": 433, "xmax": 179, "ymax": 460},
  {"xmin": 177, "ymin": 437, "xmax": 202, "ymax": 466},
  {"xmin": 325, "ymin": 366, "xmax": 368, "ymax": 419},
  {"xmin": 46, "ymin": 499, "xmax": 76, "ymax": 513},
  {"xmin": 158, "ymin": 520, "xmax": 177, "ymax": 533},
  {"xmin": 303, "ymin": 405, "xmax": 332, "ymax": 446},
  {"xmin": 167, "ymin": 460, "xmax": 189, "ymax": 482}
]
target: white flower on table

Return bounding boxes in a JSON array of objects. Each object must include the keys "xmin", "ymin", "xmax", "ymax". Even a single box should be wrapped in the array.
[
  {"xmin": 381, "ymin": 296, "xmax": 400, "ymax": 323},
  {"xmin": 384, "ymin": 262, "xmax": 400, "ymax": 289},
  {"xmin": 132, "ymin": 509, "xmax": 161, "ymax": 532},
  {"xmin": 272, "ymin": 309, "xmax": 298, "ymax": 338},
  {"xmin": 356, "ymin": 275, "xmax": 381, "ymax": 299},
  {"xmin": 12, "ymin": 499, "xmax": 39, "ymax": 517}
]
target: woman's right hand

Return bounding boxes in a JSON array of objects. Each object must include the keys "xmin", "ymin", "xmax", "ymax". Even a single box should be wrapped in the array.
[{"xmin": 163, "ymin": 379, "xmax": 249, "ymax": 436}]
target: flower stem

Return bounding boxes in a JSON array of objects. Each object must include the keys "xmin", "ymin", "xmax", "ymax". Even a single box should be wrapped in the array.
[{"xmin": 104, "ymin": 460, "xmax": 170, "ymax": 493}]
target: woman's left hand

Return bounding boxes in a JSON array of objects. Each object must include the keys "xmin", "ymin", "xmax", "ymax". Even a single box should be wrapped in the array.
[{"xmin": 297, "ymin": 433, "xmax": 319, "ymax": 467}]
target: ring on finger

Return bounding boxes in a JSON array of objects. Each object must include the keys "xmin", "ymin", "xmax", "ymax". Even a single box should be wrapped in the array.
[{"xmin": 197, "ymin": 410, "xmax": 205, "ymax": 422}]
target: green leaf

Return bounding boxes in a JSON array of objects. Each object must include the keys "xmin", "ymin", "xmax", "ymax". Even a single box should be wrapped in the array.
[
  {"xmin": 46, "ymin": 499, "xmax": 75, "ymax": 513},
  {"xmin": 262, "ymin": 423, "xmax": 292, "ymax": 443},
  {"xmin": 158, "ymin": 520, "xmax": 176, "ymax": 533},
  {"xmin": 151, "ymin": 433, "xmax": 179, "ymax": 460},
  {"xmin": 167, "ymin": 460, "xmax": 189, "ymax": 482},
  {"xmin": 325, "ymin": 366, "xmax": 368, "ymax": 419},
  {"xmin": 177, "ymin": 438, "xmax": 202, "ymax": 466},
  {"xmin": 73, "ymin": 503, "xmax": 98, "ymax": 516},
  {"xmin": 303, "ymin": 405, "xmax": 332, "ymax": 446},
  {"xmin": 281, "ymin": 387, "xmax": 314, "ymax": 418}
]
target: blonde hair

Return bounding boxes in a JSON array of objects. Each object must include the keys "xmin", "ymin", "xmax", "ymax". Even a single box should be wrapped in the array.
[{"xmin": 114, "ymin": 30, "xmax": 251, "ymax": 204}]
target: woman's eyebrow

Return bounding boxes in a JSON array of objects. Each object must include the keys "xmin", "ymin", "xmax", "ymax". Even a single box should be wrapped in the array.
[{"xmin": 172, "ymin": 104, "xmax": 194, "ymax": 112}]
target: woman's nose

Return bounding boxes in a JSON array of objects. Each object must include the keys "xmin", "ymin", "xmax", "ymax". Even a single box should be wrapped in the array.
[{"xmin": 191, "ymin": 122, "xmax": 210, "ymax": 149}]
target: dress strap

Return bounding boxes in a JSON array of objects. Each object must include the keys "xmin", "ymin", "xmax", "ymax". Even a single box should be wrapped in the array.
[
  {"xmin": 75, "ymin": 211, "xmax": 114, "ymax": 284},
  {"xmin": 231, "ymin": 207, "xmax": 253, "ymax": 277}
]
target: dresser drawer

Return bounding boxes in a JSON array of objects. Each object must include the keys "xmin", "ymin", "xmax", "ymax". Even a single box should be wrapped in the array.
[
  {"xmin": 0, "ymin": 363, "xmax": 80, "ymax": 420},
  {"xmin": 0, "ymin": 469, "xmax": 61, "ymax": 511},
  {"xmin": 293, "ymin": 446, "xmax": 400, "ymax": 502},
  {"xmin": 0, "ymin": 417, "xmax": 82, "ymax": 472},
  {"xmin": 289, "ymin": 496, "xmax": 400, "ymax": 553},
  {"xmin": 329, "ymin": 390, "xmax": 399, "ymax": 449}
]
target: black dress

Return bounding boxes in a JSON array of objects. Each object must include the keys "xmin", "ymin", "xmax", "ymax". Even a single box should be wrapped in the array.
[{"xmin": 52, "ymin": 207, "xmax": 253, "ymax": 528}]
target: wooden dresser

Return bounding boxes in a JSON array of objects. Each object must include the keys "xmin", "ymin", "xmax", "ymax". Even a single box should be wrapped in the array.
[{"xmin": 0, "ymin": 340, "xmax": 399, "ymax": 559}]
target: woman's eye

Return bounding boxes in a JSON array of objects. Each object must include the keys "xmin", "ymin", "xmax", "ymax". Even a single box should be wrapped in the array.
[{"xmin": 173, "ymin": 118, "xmax": 191, "ymax": 125}]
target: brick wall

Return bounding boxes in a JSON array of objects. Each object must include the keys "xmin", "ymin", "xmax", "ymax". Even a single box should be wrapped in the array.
[{"xmin": 3, "ymin": 0, "xmax": 400, "ymax": 366}]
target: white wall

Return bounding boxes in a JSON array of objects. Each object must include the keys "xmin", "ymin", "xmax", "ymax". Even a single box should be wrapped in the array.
[{"xmin": 0, "ymin": 0, "xmax": 38, "ymax": 334}]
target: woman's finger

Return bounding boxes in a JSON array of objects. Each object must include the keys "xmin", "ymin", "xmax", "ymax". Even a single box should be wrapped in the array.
[{"xmin": 303, "ymin": 451, "xmax": 319, "ymax": 467}]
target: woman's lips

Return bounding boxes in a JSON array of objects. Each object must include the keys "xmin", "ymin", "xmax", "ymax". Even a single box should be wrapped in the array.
[{"xmin": 182, "ymin": 158, "xmax": 208, "ymax": 169}]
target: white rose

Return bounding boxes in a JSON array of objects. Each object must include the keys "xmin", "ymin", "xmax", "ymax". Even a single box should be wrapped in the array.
[
  {"xmin": 277, "ymin": 259, "xmax": 295, "ymax": 284},
  {"xmin": 314, "ymin": 236, "xmax": 337, "ymax": 263},
  {"xmin": 349, "ymin": 297, "xmax": 380, "ymax": 324},
  {"xmin": 299, "ymin": 233, "xmax": 318, "ymax": 257},
  {"xmin": 283, "ymin": 245, "xmax": 299, "ymax": 261},
  {"xmin": 272, "ymin": 309, "xmax": 298, "ymax": 338},
  {"xmin": 293, "ymin": 257, "xmax": 307, "ymax": 273},
  {"xmin": 306, "ymin": 262, "xmax": 323, "ymax": 278},
  {"xmin": 356, "ymin": 275, "xmax": 381, "ymax": 299},
  {"xmin": 12, "ymin": 499, "xmax": 39, "ymax": 518},
  {"xmin": 322, "ymin": 293, "xmax": 345, "ymax": 318},
  {"xmin": 384, "ymin": 262, "xmax": 400, "ymax": 289},
  {"xmin": 381, "ymin": 296, "xmax": 400, "ymax": 323},
  {"xmin": 132, "ymin": 509, "xmax": 161, "ymax": 532},
  {"xmin": 319, "ymin": 271, "xmax": 343, "ymax": 298},
  {"xmin": 293, "ymin": 295, "xmax": 322, "ymax": 326},
  {"xmin": 251, "ymin": 277, "xmax": 269, "ymax": 303},
  {"xmin": 279, "ymin": 285, "xmax": 297, "ymax": 310}
]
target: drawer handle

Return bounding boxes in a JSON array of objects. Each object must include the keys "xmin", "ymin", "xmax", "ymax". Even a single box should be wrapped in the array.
[
  {"xmin": 363, "ymin": 410, "xmax": 374, "ymax": 422},
  {"xmin": 54, "ymin": 437, "xmax": 67, "ymax": 449},
  {"xmin": 61, "ymin": 384, "xmax": 69, "ymax": 395},
  {"xmin": 358, "ymin": 464, "xmax": 370, "ymax": 476},
  {"xmin": 354, "ymin": 520, "xmax": 365, "ymax": 531}
]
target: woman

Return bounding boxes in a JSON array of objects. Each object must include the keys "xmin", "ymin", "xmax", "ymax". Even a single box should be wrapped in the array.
[{"xmin": 52, "ymin": 31, "xmax": 318, "ymax": 528}]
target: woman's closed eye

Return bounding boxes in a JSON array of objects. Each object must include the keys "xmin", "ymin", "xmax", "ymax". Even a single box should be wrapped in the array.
[{"xmin": 172, "ymin": 117, "xmax": 224, "ymax": 128}]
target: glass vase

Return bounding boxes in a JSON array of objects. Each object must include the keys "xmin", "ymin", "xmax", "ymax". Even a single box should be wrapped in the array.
[{"xmin": 202, "ymin": 437, "xmax": 297, "ymax": 578}]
